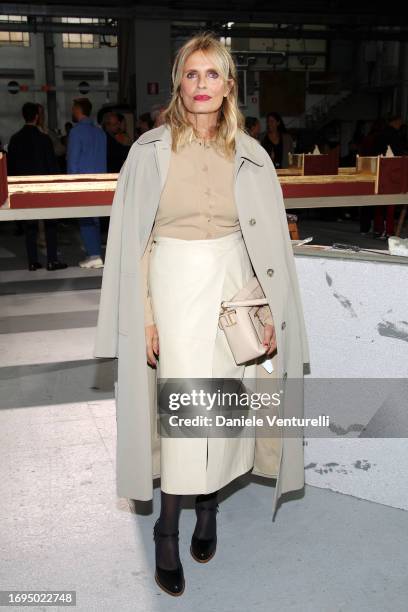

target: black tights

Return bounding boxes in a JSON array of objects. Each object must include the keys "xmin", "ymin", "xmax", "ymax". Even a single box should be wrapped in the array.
[{"xmin": 156, "ymin": 489, "xmax": 218, "ymax": 570}]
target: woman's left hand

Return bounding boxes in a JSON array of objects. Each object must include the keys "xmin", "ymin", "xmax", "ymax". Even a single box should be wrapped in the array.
[{"xmin": 263, "ymin": 323, "xmax": 277, "ymax": 356}]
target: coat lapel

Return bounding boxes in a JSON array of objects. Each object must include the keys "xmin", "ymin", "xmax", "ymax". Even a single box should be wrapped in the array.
[{"xmin": 136, "ymin": 123, "xmax": 265, "ymax": 252}]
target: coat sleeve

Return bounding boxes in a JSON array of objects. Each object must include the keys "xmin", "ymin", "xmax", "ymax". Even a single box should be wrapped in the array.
[
  {"xmin": 257, "ymin": 304, "xmax": 273, "ymax": 326},
  {"xmin": 141, "ymin": 231, "xmax": 156, "ymax": 327},
  {"xmin": 93, "ymin": 150, "xmax": 134, "ymax": 358},
  {"xmin": 261, "ymin": 148, "xmax": 311, "ymax": 366}
]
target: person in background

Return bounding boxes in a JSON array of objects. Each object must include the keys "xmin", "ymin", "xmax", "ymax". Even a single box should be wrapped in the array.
[
  {"xmin": 358, "ymin": 118, "xmax": 386, "ymax": 234},
  {"xmin": 152, "ymin": 105, "xmax": 167, "ymax": 127},
  {"xmin": 399, "ymin": 122, "xmax": 408, "ymax": 151},
  {"xmin": 340, "ymin": 140, "xmax": 359, "ymax": 168},
  {"xmin": 35, "ymin": 104, "xmax": 67, "ymax": 246},
  {"xmin": 372, "ymin": 115, "xmax": 407, "ymax": 238},
  {"xmin": 137, "ymin": 112, "xmax": 154, "ymax": 136},
  {"xmin": 58, "ymin": 122, "xmax": 73, "ymax": 173},
  {"xmin": 60, "ymin": 122, "xmax": 73, "ymax": 149},
  {"xmin": 7, "ymin": 102, "xmax": 68, "ymax": 271},
  {"xmin": 245, "ymin": 116, "xmax": 261, "ymax": 140},
  {"xmin": 114, "ymin": 113, "xmax": 132, "ymax": 146},
  {"xmin": 101, "ymin": 111, "xmax": 130, "ymax": 173},
  {"xmin": 37, "ymin": 103, "xmax": 66, "ymax": 172},
  {"xmin": 260, "ymin": 111, "xmax": 294, "ymax": 169},
  {"xmin": 359, "ymin": 118, "xmax": 386, "ymax": 156},
  {"xmin": 352, "ymin": 119, "xmax": 367, "ymax": 152},
  {"xmin": 374, "ymin": 114, "xmax": 406, "ymax": 157},
  {"xmin": 67, "ymin": 97, "xmax": 107, "ymax": 269}
]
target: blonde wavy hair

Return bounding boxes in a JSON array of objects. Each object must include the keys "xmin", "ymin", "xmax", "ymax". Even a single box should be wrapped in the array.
[{"xmin": 162, "ymin": 31, "xmax": 246, "ymax": 160}]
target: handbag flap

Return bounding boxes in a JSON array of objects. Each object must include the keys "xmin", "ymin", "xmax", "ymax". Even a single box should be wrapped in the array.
[{"xmin": 229, "ymin": 275, "xmax": 265, "ymax": 302}]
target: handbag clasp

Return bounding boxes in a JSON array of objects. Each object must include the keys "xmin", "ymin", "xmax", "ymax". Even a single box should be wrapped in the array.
[{"xmin": 219, "ymin": 309, "xmax": 237, "ymax": 327}]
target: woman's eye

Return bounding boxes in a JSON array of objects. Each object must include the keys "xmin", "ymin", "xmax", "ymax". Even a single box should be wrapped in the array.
[{"xmin": 186, "ymin": 71, "xmax": 219, "ymax": 78}]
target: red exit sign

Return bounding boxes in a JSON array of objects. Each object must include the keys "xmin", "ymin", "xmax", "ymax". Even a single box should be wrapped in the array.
[{"xmin": 147, "ymin": 82, "xmax": 159, "ymax": 95}]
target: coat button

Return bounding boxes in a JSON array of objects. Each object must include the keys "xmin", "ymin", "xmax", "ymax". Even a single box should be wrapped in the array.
[
  {"xmin": 281, "ymin": 321, "xmax": 286, "ymax": 330},
  {"xmin": 267, "ymin": 268, "xmax": 274, "ymax": 277},
  {"xmin": 249, "ymin": 218, "xmax": 256, "ymax": 225},
  {"xmin": 283, "ymin": 371, "xmax": 288, "ymax": 380}
]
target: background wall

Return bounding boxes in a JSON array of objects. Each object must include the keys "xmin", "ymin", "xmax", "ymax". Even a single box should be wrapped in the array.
[
  {"xmin": 1, "ymin": 23, "xmax": 407, "ymax": 155},
  {"xmin": 0, "ymin": 30, "xmax": 117, "ymax": 144}
]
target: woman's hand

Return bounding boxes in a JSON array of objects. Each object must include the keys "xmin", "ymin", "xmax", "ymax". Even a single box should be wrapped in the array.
[
  {"xmin": 145, "ymin": 324, "xmax": 159, "ymax": 367},
  {"xmin": 263, "ymin": 323, "xmax": 277, "ymax": 356}
]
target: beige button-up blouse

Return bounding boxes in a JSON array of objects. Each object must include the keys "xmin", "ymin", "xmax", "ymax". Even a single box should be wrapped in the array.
[{"xmin": 141, "ymin": 136, "xmax": 273, "ymax": 327}]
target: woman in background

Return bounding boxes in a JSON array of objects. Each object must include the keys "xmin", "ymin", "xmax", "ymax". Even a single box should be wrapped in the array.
[{"xmin": 261, "ymin": 111, "xmax": 294, "ymax": 169}]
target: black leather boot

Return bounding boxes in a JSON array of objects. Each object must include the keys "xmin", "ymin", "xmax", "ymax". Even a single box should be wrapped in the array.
[
  {"xmin": 190, "ymin": 503, "xmax": 219, "ymax": 563},
  {"xmin": 153, "ymin": 518, "xmax": 185, "ymax": 596}
]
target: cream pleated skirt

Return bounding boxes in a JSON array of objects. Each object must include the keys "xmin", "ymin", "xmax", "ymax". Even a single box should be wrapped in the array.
[{"xmin": 149, "ymin": 230, "xmax": 257, "ymax": 494}]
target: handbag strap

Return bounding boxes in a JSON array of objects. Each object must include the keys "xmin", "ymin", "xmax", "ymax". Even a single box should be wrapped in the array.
[{"xmin": 221, "ymin": 298, "xmax": 269, "ymax": 309}]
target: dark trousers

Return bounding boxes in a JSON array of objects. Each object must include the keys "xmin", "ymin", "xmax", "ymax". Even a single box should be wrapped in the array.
[
  {"xmin": 359, "ymin": 206, "xmax": 374, "ymax": 233},
  {"xmin": 24, "ymin": 219, "xmax": 58, "ymax": 264},
  {"xmin": 374, "ymin": 205, "xmax": 395, "ymax": 235}
]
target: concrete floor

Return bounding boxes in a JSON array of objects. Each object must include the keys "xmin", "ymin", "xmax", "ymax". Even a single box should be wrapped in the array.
[{"xmin": 1, "ymin": 216, "xmax": 407, "ymax": 612}]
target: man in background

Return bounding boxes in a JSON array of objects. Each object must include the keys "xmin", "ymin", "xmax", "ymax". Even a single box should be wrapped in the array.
[
  {"xmin": 67, "ymin": 97, "xmax": 107, "ymax": 269},
  {"xmin": 374, "ymin": 114, "xmax": 406, "ymax": 157},
  {"xmin": 372, "ymin": 114, "xmax": 407, "ymax": 238},
  {"xmin": 7, "ymin": 102, "xmax": 68, "ymax": 271},
  {"xmin": 101, "ymin": 111, "xmax": 130, "ymax": 173}
]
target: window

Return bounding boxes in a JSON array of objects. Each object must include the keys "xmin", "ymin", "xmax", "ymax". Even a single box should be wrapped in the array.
[
  {"xmin": 61, "ymin": 17, "xmax": 117, "ymax": 49},
  {"xmin": 0, "ymin": 15, "xmax": 30, "ymax": 47}
]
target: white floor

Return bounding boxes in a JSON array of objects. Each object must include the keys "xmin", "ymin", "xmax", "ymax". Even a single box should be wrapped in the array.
[{"xmin": 1, "ymin": 221, "xmax": 407, "ymax": 611}]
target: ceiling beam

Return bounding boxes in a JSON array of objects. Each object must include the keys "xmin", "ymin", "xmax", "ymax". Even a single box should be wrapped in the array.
[
  {"xmin": 1, "ymin": 18, "xmax": 406, "ymax": 42},
  {"xmin": 0, "ymin": 20, "xmax": 116, "ymax": 34},
  {"xmin": 0, "ymin": 3, "xmax": 405, "ymax": 28}
]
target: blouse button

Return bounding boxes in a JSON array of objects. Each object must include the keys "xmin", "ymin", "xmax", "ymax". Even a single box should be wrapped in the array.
[
  {"xmin": 249, "ymin": 218, "xmax": 256, "ymax": 225},
  {"xmin": 267, "ymin": 268, "xmax": 274, "ymax": 277}
]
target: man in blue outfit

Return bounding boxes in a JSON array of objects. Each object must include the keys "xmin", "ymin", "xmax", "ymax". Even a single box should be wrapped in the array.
[{"xmin": 67, "ymin": 97, "xmax": 107, "ymax": 268}]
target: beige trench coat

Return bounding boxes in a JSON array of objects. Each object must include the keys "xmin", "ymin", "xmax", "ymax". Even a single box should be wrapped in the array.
[{"xmin": 94, "ymin": 123, "xmax": 311, "ymax": 519}]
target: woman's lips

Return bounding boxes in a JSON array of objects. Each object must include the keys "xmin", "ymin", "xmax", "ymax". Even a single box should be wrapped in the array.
[{"xmin": 194, "ymin": 95, "xmax": 211, "ymax": 100}]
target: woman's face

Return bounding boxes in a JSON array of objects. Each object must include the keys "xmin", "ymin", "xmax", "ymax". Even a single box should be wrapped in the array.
[
  {"xmin": 267, "ymin": 115, "xmax": 280, "ymax": 131},
  {"xmin": 179, "ymin": 50, "xmax": 232, "ymax": 117}
]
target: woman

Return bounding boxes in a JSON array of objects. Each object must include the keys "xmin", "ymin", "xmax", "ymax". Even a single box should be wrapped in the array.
[
  {"xmin": 94, "ymin": 32, "xmax": 310, "ymax": 597},
  {"xmin": 261, "ymin": 111, "xmax": 294, "ymax": 169}
]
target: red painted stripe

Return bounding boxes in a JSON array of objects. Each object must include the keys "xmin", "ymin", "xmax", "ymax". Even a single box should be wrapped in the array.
[
  {"xmin": 7, "ymin": 180, "xmax": 380, "ymax": 208},
  {"xmin": 281, "ymin": 182, "xmax": 375, "ymax": 198},
  {"xmin": 10, "ymin": 190, "xmax": 114, "ymax": 209}
]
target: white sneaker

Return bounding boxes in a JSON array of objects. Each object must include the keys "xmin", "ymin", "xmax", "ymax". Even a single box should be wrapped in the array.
[{"xmin": 78, "ymin": 256, "xmax": 104, "ymax": 269}]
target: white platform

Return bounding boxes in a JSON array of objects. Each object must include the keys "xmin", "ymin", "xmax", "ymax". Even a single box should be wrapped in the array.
[{"xmin": 297, "ymin": 253, "xmax": 408, "ymax": 511}]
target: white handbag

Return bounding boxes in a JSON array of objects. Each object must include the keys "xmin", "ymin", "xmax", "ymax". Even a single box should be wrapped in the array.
[{"xmin": 218, "ymin": 275, "xmax": 270, "ymax": 365}]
